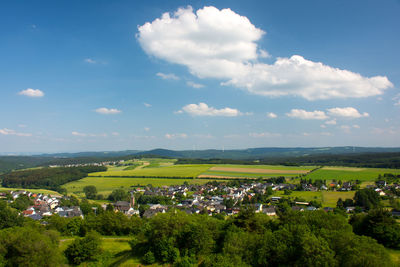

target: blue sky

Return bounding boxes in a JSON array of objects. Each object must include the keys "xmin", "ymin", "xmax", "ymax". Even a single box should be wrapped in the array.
[{"xmin": 1, "ymin": 0, "xmax": 399, "ymax": 153}]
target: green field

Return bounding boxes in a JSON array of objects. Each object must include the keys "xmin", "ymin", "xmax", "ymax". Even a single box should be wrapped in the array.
[
  {"xmin": 272, "ymin": 190, "xmax": 356, "ymax": 208},
  {"xmin": 305, "ymin": 166, "xmax": 400, "ymax": 181},
  {"xmin": 200, "ymin": 171, "xmax": 300, "ymax": 178},
  {"xmin": 60, "ymin": 237, "xmax": 154, "ymax": 266},
  {"xmin": 199, "ymin": 164, "xmax": 315, "ymax": 178},
  {"xmin": 90, "ymin": 164, "xmax": 213, "ymax": 178},
  {"xmin": 207, "ymin": 164, "xmax": 316, "ymax": 171},
  {"xmin": 0, "ymin": 187, "xmax": 61, "ymax": 196},
  {"xmin": 63, "ymin": 176, "xmax": 220, "ymax": 197}
]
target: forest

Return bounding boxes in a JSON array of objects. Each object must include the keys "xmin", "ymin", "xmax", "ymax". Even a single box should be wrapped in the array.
[{"xmin": 0, "ymin": 166, "xmax": 106, "ymax": 192}]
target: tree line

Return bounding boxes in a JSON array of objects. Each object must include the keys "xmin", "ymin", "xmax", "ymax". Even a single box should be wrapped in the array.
[{"xmin": 0, "ymin": 166, "xmax": 106, "ymax": 192}]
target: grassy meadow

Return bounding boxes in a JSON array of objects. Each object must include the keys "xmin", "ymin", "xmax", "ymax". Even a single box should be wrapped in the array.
[
  {"xmin": 0, "ymin": 187, "xmax": 61, "ymax": 196},
  {"xmin": 305, "ymin": 166, "xmax": 400, "ymax": 181},
  {"xmin": 272, "ymin": 190, "xmax": 356, "ymax": 208},
  {"xmin": 89, "ymin": 164, "xmax": 213, "ymax": 178},
  {"xmin": 63, "ymin": 176, "xmax": 220, "ymax": 197}
]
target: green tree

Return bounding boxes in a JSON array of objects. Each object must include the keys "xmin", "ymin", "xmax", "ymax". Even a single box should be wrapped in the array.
[
  {"xmin": 0, "ymin": 227, "xmax": 63, "ymax": 267},
  {"xmin": 64, "ymin": 231, "xmax": 102, "ymax": 265},
  {"xmin": 83, "ymin": 185, "xmax": 97, "ymax": 200},
  {"xmin": 108, "ymin": 188, "xmax": 128, "ymax": 201}
]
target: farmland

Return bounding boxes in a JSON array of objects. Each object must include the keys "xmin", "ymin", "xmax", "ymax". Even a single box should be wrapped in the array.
[
  {"xmin": 63, "ymin": 176, "xmax": 220, "ymax": 197},
  {"xmin": 0, "ymin": 186, "xmax": 61, "ymax": 196},
  {"xmin": 89, "ymin": 164, "xmax": 213, "ymax": 178},
  {"xmin": 305, "ymin": 166, "xmax": 400, "ymax": 181}
]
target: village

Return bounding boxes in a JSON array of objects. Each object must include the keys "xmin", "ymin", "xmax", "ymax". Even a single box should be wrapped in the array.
[{"xmin": 2, "ymin": 178, "xmax": 399, "ymax": 221}]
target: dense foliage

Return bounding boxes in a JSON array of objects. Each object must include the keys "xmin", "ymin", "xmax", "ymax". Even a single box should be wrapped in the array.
[
  {"xmin": 0, "ymin": 166, "xmax": 106, "ymax": 192},
  {"xmin": 350, "ymin": 209, "xmax": 400, "ymax": 249},
  {"xmin": 64, "ymin": 231, "xmax": 102, "ymax": 265},
  {"xmin": 0, "ymin": 226, "xmax": 63, "ymax": 266}
]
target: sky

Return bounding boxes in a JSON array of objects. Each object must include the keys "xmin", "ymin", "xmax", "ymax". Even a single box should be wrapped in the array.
[{"xmin": 1, "ymin": 0, "xmax": 399, "ymax": 153}]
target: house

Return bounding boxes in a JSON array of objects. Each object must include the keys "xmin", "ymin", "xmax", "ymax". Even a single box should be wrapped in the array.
[
  {"xmin": 113, "ymin": 201, "xmax": 131, "ymax": 214},
  {"xmin": 262, "ymin": 206, "xmax": 276, "ymax": 216}
]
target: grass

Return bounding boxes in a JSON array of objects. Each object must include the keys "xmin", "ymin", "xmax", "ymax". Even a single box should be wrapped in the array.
[
  {"xmin": 60, "ymin": 237, "xmax": 156, "ymax": 267},
  {"xmin": 200, "ymin": 171, "xmax": 299, "ymax": 178},
  {"xmin": 387, "ymin": 248, "xmax": 400, "ymax": 265},
  {"xmin": 63, "ymin": 177, "xmax": 220, "ymax": 197},
  {"xmin": 322, "ymin": 191, "xmax": 355, "ymax": 207},
  {"xmin": 305, "ymin": 166, "xmax": 400, "ymax": 181},
  {"xmin": 207, "ymin": 164, "xmax": 316, "ymax": 171},
  {"xmin": 271, "ymin": 190, "xmax": 355, "ymax": 207},
  {"xmin": 0, "ymin": 186, "xmax": 61, "ymax": 196},
  {"xmin": 89, "ymin": 164, "xmax": 214, "ymax": 178}
]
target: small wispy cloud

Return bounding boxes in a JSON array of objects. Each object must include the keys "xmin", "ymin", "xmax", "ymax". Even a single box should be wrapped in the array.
[
  {"xmin": 18, "ymin": 88, "xmax": 44, "ymax": 98},
  {"xmin": 0, "ymin": 128, "xmax": 32, "ymax": 137},
  {"xmin": 95, "ymin": 107, "xmax": 122, "ymax": 115},
  {"xmin": 267, "ymin": 112, "xmax": 277, "ymax": 118},
  {"xmin": 144, "ymin": 127, "xmax": 150, "ymax": 132},
  {"xmin": 165, "ymin": 133, "xmax": 187, "ymax": 139},
  {"xmin": 249, "ymin": 132, "xmax": 281, "ymax": 138},
  {"xmin": 156, "ymin": 72, "xmax": 180, "ymax": 80},
  {"xmin": 84, "ymin": 58, "xmax": 97, "ymax": 64},
  {"xmin": 186, "ymin": 81, "xmax": 205, "ymax": 88},
  {"xmin": 286, "ymin": 109, "xmax": 328, "ymax": 120},
  {"xmin": 178, "ymin": 102, "xmax": 242, "ymax": 117},
  {"xmin": 327, "ymin": 107, "xmax": 369, "ymax": 118},
  {"xmin": 144, "ymin": 103, "xmax": 152, "ymax": 108}
]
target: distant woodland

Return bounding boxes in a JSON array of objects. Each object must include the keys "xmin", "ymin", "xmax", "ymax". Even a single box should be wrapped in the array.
[{"xmin": 0, "ymin": 166, "xmax": 106, "ymax": 192}]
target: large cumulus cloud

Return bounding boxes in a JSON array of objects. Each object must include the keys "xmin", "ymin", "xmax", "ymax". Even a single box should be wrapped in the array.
[{"xmin": 137, "ymin": 6, "xmax": 393, "ymax": 100}]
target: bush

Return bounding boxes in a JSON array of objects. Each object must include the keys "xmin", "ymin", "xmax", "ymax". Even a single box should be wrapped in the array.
[{"xmin": 64, "ymin": 231, "xmax": 102, "ymax": 265}]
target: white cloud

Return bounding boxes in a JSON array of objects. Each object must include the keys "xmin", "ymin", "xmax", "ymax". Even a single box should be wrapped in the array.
[
  {"xmin": 353, "ymin": 125, "xmax": 360, "ymax": 129},
  {"xmin": 179, "ymin": 102, "xmax": 241, "ymax": 117},
  {"xmin": 259, "ymin": 49, "xmax": 270, "ymax": 58},
  {"xmin": 249, "ymin": 132, "xmax": 281, "ymax": 138},
  {"xmin": 0, "ymin": 128, "xmax": 32, "ymax": 137},
  {"xmin": 186, "ymin": 81, "xmax": 205, "ymax": 88},
  {"xmin": 325, "ymin": 119, "xmax": 337, "ymax": 125},
  {"xmin": 286, "ymin": 109, "xmax": 328, "ymax": 120},
  {"xmin": 156, "ymin": 72, "xmax": 180, "ymax": 80},
  {"xmin": 71, "ymin": 131, "xmax": 107, "ymax": 137},
  {"xmin": 138, "ymin": 6, "xmax": 393, "ymax": 101},
  {"xmin": 340, "ymin": 125, "xmax": 351, "ymax": 133},
  {"xmin": 144, "ymin": 102, "xmax": 152, "ymax": 107},
  {"xmin": 84, "ymin": 58, "xmax": 97, "ymax": 64},
  {"xmin": 320, "ymin": 124, "xmax": 327, "ymax": 128},
  {"xmin": 71, "ymin": 131, "xmax": 86, "ymax": 137},
  {"xmin": 165, "ymin": 133, "xmax": 187, "ymax": 139},
  {"xmin": 267, "ymin": 112, "xmax": 277, "ymax": 118},
  {"xmin": 144, "ymin": 127, "xmax": 150, "ymax": 132},
  {"xmin": 327, "ymin": 107, "xmax": 369, "ymax": 118},
  {"xmin": 95, "ymin": 107, "xmax": 122, "ymax": 115},
  {"xmin": 393, "ymin": 94, "xmax": 400, "ymax": 106},
  {"xmin": 18, "ymin": 88, "xmax": 44, "ymax": 98},
  {"xmin": 111, "ymin": 132, "xmax": 120, "ymax": 136}
]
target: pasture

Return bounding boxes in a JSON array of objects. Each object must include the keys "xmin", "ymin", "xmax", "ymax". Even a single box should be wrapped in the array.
[
  {"xmin": 0, "ymin": 186, "xmax": 61, "ymax": 196},
  {"xmin": 198, "ymin": 164, "xmax": 314, "ymax": 179},
  {"xmin": 305, "ymin": 166, "xmax": 400, "ymax": 181},
  {"xmin": 272, "ymin": 190, "xmax": 356, "ymax": 208},
  {"xmin": 90, "ymin": 164, "xmax": 213, "ymax": 178},
  {"xmin": 63, "ymin": 176, "xmax": 219, "ymax": 197}
]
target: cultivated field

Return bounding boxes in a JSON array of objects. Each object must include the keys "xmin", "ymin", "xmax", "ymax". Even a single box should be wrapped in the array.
[
  {"xmin": 0, "ymin": 187, "xmax": 61, "ymax": 196},
  {"xmin": 199, "ymin": 164, "xmax": 314, "ymax": 178},
  {"xmin": 90, "ymin": 164, "xmax": 213, "ymax": 178},
  {"xmin": 272, "ymin": 190, "xmax": 355, "ymax": 208},
  {"xmin": 305, "ymin": 166, "xmax": 400, "ymax": 181},
  {"xmin": 63, "ymin": 176, "xmax": 219, "ymax": 197}
]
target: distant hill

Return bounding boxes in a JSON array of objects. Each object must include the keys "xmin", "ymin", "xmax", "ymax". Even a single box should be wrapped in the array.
[
  {"xmin": 138, "ymin": 147, "xmax": 400, "ymax": 159},
  {"xmin": 1, "ymin": 147, "xmax": 400, "ymax": 173}
]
